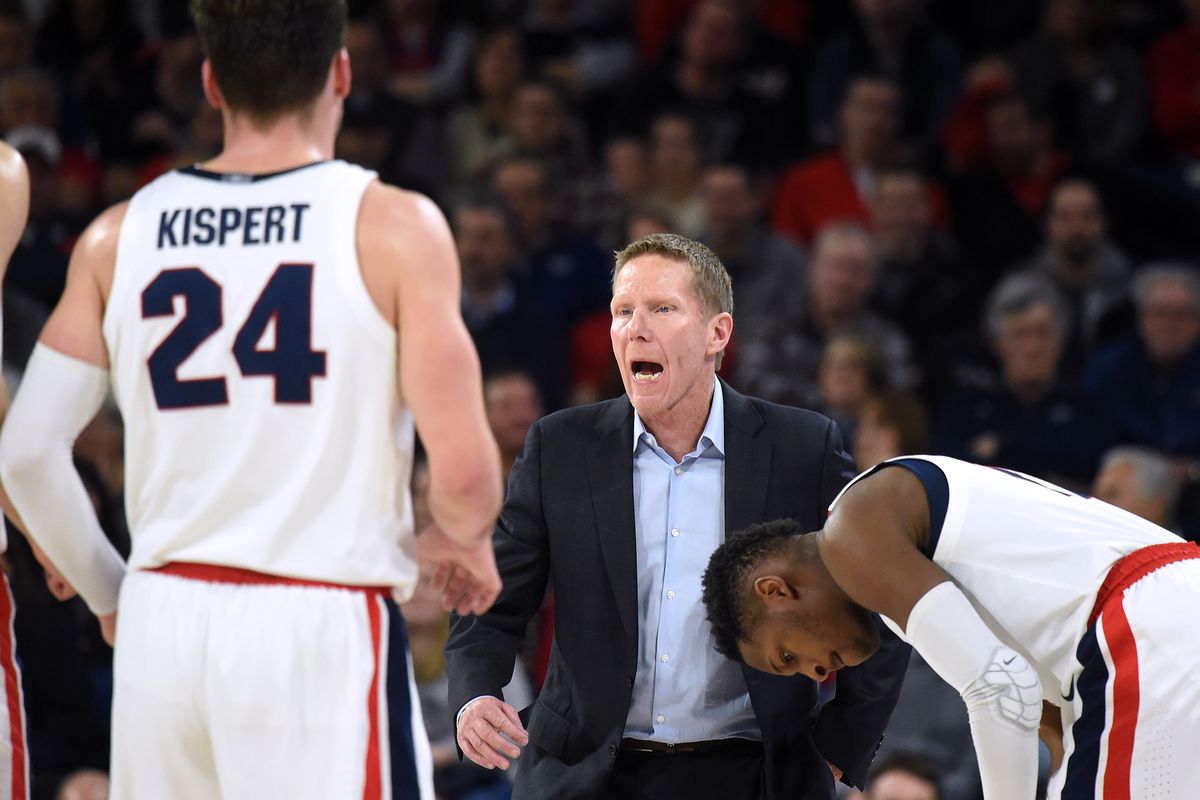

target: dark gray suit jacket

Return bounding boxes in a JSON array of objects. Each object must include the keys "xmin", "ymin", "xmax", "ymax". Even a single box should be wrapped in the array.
[{"xmin": 445, "ymin": 381, "xmax": 908, "ymax": 799}]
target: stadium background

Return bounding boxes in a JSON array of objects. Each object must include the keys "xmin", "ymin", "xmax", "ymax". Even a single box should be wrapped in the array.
[{"xmin": 2, "ymin": 0, "xmax": 1199, "ymax": 798}]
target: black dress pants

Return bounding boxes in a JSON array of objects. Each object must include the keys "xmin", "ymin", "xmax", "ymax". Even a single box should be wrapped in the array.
[{"xmin": 601, "ymin": 739, "xmax": 763, "ymax": 800}]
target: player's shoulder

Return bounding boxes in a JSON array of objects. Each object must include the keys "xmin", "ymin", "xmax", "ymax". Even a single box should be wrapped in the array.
[
  {"xmin": 74, "ymin": 202, "xmax": 130, "ymax": 261},
  {"xmin": 359, "ymin": 181, "xmax": 447, "ymax": 238},
  {"xmin": 0, "ymin": 141, "xmax": 27, "ymax": 184}
]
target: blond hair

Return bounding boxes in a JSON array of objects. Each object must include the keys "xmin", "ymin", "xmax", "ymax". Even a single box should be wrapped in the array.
[
  {"xmin": 614, "ymin": 233, "xmax": 733, "ymax": 316},
  {"xmin": 613, "ymin": 233, "xmax": 733, "ymax": 367}
]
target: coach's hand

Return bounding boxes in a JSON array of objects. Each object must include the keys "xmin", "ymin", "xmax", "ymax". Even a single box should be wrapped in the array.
[
  {"xmin": 416, "ymin": 525, "xmax": 502, "ymax": 616},
  {"xmin": 457, "ymin": 696, "xmax": 528, "ymax": 770}
]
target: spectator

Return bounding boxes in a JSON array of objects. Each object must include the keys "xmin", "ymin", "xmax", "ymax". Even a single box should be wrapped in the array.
[
  {"xmin": 870, "ymin": 165, "xmax": 979, "ymax": 404},
  {"xmin": 772, "ymin": 74, "xmax": 902, "ymax": 245},
  {"xmin": 519, "ymin": 0, "xmax": 636, "ymax": 99},
  {"xmin": 735, "ymin": 221, "xmax": 916, "ymax": 407},
  {"xmin": 594, "ymin": 134, "xmax": 649, "ymax": 250},
  {"xmin": 645, "ymin": 111, "xmax": 705, "ymax": 237},
  {"xmin": 0, "ymin": 67, "xmax": 100, "ymax": 216},
  {"xmin": 1145, "ymin": 0, "xmax": 1200, "ymax": 162},
  {"xmin": 698, "ymin": 161, "xmax": 807, "ymax": 328},
  {"xmin": 446, "ymin": 27, "xmax": 524, "ymax": 193},
  {"xmin": 454, "ymin": 194, "xmax": 570, "ymax": 411},
  {"xmin": 0, "ymin": 4, "xmax": 32, "ymax": 79},
  {"xmin": 490, "ymin": 154, "xmax": 610, "ymax": 324},
  {"xmin": 484, "ymin": 369, "xmax": 544, "ymax": 487},
  {"xmin": 807, "ymin": 0, "xmax": 964, "ymax": 156},
  {"xmin": 3, "ymin": 125, "xmax": 71, "ymax": 317},
  {"xmin": 1011, "ymin": 177, "xmax": 1133, "ymax": 369},
  {"xmin": 937, "ymin": 272, "xmax": 1105, "ymax": 486},
  {"xmin": 503, "ymin": 78, "xmax": 602, "ymax": 234},
  {"xmin": 338, "ymin": 16, "xmax": 445, "ymax": 197},
  {"xmin": 815, "ymin": 334, "xmax": 887, "ymax": 446},
  {"xmin": 1010, "ymin": 0, "xmax": 1147, "ymax": 161},
  {"xmin": 56, "ymin": 769, "xmax": 109, "ymax": 800},
  {"xmin": 1083, "ymin": 263, "xmax": 1200, "ymax": 464},
  {"xmin": 947, "ymin": 91, "xmax": 1067, "ymax": 277},
  {"xmin": 609, "ymin": 0, "xmax": 780, "ymax": 166},
  {"xmin": 381, "ymin": 0, "xmax": 475, "ymax": 104},
  {"xmin": 852, "ymin": 390, "xmax": 930, "ymax": 469},
  {"xmin": 864, "ymin": 752, "xmax": 942, "ymax": 800},
  {"xmin": 1093, "ymin": 445, "xmax": 1181, "ymax": 529}
]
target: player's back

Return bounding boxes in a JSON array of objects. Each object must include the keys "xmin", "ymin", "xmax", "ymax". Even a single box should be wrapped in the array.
[
  {"xmin": 104, "ymin": 160, "xmax": 415, "ymax": 589},
  {"xmin": 835, "ymin": 455, "xmax": 1181, "ymax": 700}
]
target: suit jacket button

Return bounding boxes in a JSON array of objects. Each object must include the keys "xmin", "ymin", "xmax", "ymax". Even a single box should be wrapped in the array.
[
  {"xmin": 609, "ymin": 744, "xmax": 618, "ymax": 756},
  {"xmin": 624, "ymin": 677, "xmax": 633, "ymax": 688}
]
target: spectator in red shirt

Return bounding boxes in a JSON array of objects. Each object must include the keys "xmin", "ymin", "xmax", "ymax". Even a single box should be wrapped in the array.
[
  {"xmin": 1146, "ymin": 0, "xmax": 1200, "ymax": 159},
  {"xmin": 771, "ymin": 74, "xmax": 902, "ymax": 245}
]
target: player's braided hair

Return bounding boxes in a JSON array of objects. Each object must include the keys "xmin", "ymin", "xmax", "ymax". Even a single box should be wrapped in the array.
[
  {"xmin": 190, "ymin": 0, "xmax": 346, "ymax": 124},
  {"xmin": 701, "ymin": 518, "xmax": 804, "ymax": 662}
]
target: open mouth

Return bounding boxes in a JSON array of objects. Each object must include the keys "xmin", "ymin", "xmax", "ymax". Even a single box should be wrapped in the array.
[{"xmin": 632, "ymin": 360, "xmax": 664, "ymax": 383}]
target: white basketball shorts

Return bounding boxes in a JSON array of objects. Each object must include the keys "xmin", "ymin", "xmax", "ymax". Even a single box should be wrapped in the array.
[{"xmin": 110, "ymin": 564, "xmax": 433, "ymax": 799}]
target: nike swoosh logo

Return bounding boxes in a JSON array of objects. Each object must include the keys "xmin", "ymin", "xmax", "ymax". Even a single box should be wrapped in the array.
[
  {"xmin": 1003, "ymin": 656, "xmax": 1016, "ymax": 665},
  {"xmin": 1061, "ymin": 680, "xmax": 1075, "ymax": 702}
]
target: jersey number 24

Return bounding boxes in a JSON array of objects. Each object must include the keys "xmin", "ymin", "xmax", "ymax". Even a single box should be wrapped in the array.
[{"xmin": 141, "ymin": 264, "xmax": 325, "ymax": 409}]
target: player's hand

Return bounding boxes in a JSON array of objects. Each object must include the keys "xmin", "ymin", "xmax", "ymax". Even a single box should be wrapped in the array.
[
  {"xmin": 826, "ymin": 760, "xmax": 843, "ymax": 782},
  {"xmin": 416, "ymin": 525, "xmax": 502, "ymax": 616},
  {"xmin": 98, "ymin": 612, "xmax": 116, "ymax": 647},
  {"xmin": 456, "ymin": 696, "xmax": 528, "ymax": 770},
  {"xmin": 28, "ymin": 539, "xmax": 77, "ymax": 601}
]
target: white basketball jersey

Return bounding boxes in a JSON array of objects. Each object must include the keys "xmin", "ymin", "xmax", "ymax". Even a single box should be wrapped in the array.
[
  {"xmin": 830, "ymin": 455, "xmax": 1182, "ymax": 701},
  {"xmin": 103, "ymin": 160, "xmax": 417, "ymax": 594}
]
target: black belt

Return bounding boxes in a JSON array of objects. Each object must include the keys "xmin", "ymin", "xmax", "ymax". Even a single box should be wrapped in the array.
[{"xmin": 619, "ymin": 737, "xmax": 758, "ymax": 755}]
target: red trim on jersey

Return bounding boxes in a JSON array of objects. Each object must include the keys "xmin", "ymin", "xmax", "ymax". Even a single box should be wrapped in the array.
[
  {"xmin": 149, "ymin": 562, "xmax": 390, "ymax": 597},
  {"xmin": 1089, "ymin": 542, "xmax": 1200, "ymax": 626},
  {"xmin": 363, "ymin": 595, "xmax": 384, "ymax": 800},
  {"xmin": 0, "ymin": 576, "xmax": 27, "ymax": 800},
  {"xmin": 1101, "ymin": 601, "xmax": 1140, "ymax": 800}
]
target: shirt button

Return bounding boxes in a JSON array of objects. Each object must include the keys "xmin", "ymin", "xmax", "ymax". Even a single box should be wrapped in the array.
[
  {"xmin": 671, "ymin": 528, "xmax": 680, "ymax": 537},
  {"xmin": 661, "ymin": 653, "xmax": 669, "ymax": 662},
  {"xmin": 674, "ymin": 466, "xmax": 682, "ymax": 476},
  {"xmin": 656, "ymin": 713, "xmax": 665, "ymax": 724},
  {"xmin": 667, "ymin": 590, "xmax": 676, "ymax": 599}
]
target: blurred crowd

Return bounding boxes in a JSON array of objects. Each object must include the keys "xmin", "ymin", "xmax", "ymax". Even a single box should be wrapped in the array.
[{"xmin": 3, "ymin": 0, "xmax": 1200, "ymax": 798}]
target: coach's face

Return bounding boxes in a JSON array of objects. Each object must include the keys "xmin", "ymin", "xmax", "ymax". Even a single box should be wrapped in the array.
[{"xmin": 610, "ymin": 255, "xmax": 730, "ymax": 423}]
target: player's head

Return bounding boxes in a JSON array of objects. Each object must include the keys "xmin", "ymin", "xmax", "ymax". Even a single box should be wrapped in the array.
[
  {"xmin": 702, "ymin": 519, "xmax": 880, "ymax": 680},
  {"xmin": 190, "ymin": 0, "xmax": 348, "ymax": 127},
  {"xmin": 610, "ymin": 234, "xmax": 733, "ymax": 419}
]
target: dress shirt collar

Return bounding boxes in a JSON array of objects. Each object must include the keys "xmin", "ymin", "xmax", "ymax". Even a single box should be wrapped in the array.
[{"xmin": 632, "ymin": 375, "xmax": 725, "ymax": 458}]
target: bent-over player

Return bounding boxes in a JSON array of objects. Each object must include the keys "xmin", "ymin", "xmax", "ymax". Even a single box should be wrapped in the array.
[
  {"xmin": 0, "ymin": 1, "xmax": 503, "ymax": 798},
  {"xmin": 703, "ymin": 454, "xmax": 1200, "ymax": 799}
]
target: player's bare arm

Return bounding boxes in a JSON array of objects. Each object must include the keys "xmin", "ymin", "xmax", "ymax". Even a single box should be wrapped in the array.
[
  {"xmin": 0, "ymin": 203, "xmax": 128, "ymax": 642},
  {"xmin": 358, "ymin": 183, "xmax": 503, "ymax": 614},
  {"xmin": 821, "ymin": 466, "xmax": 1042, "ymax": 800},
  {"xmin": 817, "ymin": 466, "xmax": 949, "ymax": 630}
]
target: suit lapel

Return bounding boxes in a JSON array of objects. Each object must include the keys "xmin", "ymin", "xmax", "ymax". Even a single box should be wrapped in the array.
[
  {"xmin": 584, "ymin": 398, "xmax": 639, "ymax": 642},
  {"xmin": 722, "ymin": 380, "xmax": 771, "ymax": 538}
]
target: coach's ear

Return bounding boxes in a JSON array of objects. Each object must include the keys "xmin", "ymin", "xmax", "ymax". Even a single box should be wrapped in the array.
[{"xmin": 201, "ymin": 60, "xmax": 225, "ymax": 111}]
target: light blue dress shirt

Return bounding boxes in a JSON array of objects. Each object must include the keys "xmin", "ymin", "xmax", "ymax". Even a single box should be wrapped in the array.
[{"xmin": 623, "ymin": 378, "xmax": 761, "ymax": 742}]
